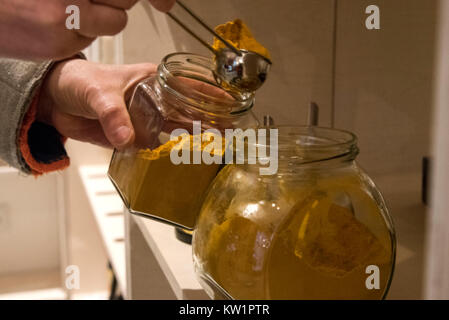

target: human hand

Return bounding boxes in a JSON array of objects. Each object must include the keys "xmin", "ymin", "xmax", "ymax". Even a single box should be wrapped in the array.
[
  {"xmin": 148, "ymin": 0, "xmax": 176, "ymax": 12},
  {"xmin": 0, "ymin": 0, "xmax": 139, "ymax": 60},
  {"xmin": 37, "ymin": 59, "xmax": 157, "ymax": 149}
]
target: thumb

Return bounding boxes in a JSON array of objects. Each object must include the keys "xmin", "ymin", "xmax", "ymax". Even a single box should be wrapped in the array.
[{"xmin": 90, "ymin": 92, "xmax": 135, "ymax": 149}]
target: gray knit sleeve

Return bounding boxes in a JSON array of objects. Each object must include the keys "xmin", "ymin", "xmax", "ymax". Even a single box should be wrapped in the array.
[{"xmin": 0, "ymin": 58, "xmax": 55, "ymax": 174}]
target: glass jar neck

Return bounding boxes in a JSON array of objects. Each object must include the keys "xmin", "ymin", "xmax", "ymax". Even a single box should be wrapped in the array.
[
  {"xmin": 236, "ymin": 126, "xmax": 359, "ymax": 175},
  {"xmin": 279, "ymin": 126, "xmax": 358, "ymax": 166},
  {"xmin": 156, "ymin": 53, "xmax": 255, "ymax": 117}
]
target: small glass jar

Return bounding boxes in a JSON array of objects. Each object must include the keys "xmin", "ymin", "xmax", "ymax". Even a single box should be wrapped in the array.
[
  {"xmin": 193, "ymin": 126, "xmax": 396, "ymax": 300},
  {"xmin": 108, "ymin": 53, "xmax": 259, "ymax": 229}
]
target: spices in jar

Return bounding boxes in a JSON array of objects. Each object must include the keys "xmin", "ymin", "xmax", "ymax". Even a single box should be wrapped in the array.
[
  {"xmin": 109, "ymin": 132, "xmax": 226, "ymax": 229},
  {"xmin": 193, "ymin": 127, "xmax": 396, "ymax": 300}
]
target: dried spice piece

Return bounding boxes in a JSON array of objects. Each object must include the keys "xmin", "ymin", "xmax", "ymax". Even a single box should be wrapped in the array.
[{"xmin": 213, "ymin": 19, "xmax": 271, "ymax": 59}]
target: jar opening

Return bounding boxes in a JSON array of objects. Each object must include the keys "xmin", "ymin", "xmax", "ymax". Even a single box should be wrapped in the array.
[
  {"xmin": 233, "ymin": 126, "xmax": 359, "ymax": 169},
  {"xmin": 279, "ymin": 126, "xmax": 358, "ymax": 164},
  {"xmin": 158, "ymin": 53, "xmax": 255, "ymax": 115},
  {"xmin": 276, "ymin": 126, "xmax": 357, "ymax": 150}
]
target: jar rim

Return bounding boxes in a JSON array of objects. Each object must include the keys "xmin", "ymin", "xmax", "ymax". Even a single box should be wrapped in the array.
[
  {"xmin": 273, "ymin": 126, "xmax": 357, "ymax": 150},
  {"xmin": 232, "ymin": 126, "xmax": 359, "ymax": 167},
  {"xmin": 158, "ymin": 52, "xmax": 255, "ymax": 116},
  {"xmin": 232, "ymin": 126, "xmax": 357, "ymax": 149}
]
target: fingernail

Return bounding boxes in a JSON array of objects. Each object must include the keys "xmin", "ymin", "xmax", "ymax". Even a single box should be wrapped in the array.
[{"xmin": 114, "ymin": 126, "xmax": 132, "ymax": 146}]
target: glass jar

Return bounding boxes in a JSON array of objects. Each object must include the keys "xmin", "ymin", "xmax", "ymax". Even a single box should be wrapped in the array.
[
  {"xmin": 192, "ymin": 126, "xmax": 396, "ymax": 300},
  {"xmin": 108, "ymin": 53, "xmax": 259, "ymax": 229}
]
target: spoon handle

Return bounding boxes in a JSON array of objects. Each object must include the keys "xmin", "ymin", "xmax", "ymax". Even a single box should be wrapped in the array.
[
  {"xmin": 167, "ymin": 11, "xmax": 217, "ymax": 55},
  {"xmin": 168, "ymin": 0, "xmax": 242, "ymax": 56}
]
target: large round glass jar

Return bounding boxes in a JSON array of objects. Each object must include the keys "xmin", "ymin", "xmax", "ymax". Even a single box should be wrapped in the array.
[
  {"xmin": 108, "ymin": 53, "xmax": 259, "ymax": 229},
  {"xmin": 193, "ymin": 126, "xmax": 396, "ymax": 300}
]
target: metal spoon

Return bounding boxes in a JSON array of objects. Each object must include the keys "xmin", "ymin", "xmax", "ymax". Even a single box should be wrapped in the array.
[{"xmin": 167, "ymin": 0, "xmax": 272, "ymax": 93}]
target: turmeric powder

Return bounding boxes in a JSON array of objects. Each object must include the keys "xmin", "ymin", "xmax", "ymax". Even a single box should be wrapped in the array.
[
  {"xmin": 213, "ymin": 19, "xmax": 271, "ymax": 59},
  {"xmin": 196, "ymin": 173, "xmax": 393, "ymax": 300},
  {"xmin": 108, "ymin": 133, "xmax": 225, "ymax": 229}
]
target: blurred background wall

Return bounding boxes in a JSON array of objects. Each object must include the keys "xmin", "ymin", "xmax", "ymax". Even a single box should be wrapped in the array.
[{"xmin": 333, "ymin": 0, "xmax": 437, "ymax": 299}]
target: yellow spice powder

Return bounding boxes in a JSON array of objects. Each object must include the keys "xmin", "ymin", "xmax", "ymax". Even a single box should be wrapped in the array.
[
  {"xmin": 213, "ymin": 19, "xmax": 271, "ymax": 59},
  {"xmin": 109, "ymin": 133, "xmax": 226, "ymax": 229},
  {"xmin": 198, "ymin": 179, "xmax": 392, "ymax": 300},
  {"xmin": 136, "ymin": 132, "xmax": 226, "ymax": 160}
]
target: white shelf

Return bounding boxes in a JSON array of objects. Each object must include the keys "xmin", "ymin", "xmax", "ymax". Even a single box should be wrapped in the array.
[
  {"xmin": 132, "ymin": 215, "xmax": 208, "ymax": 299},
  {"xmin": 78, "ymin": 165, "xmax": 207, "ymax": 300},
  {"xmin": 0, "ymin": 288, "xmax": 67, "ymax": 300},
  {"xmin": 78, "ymin": 165, "xmax": 127, "ymax": 298}
]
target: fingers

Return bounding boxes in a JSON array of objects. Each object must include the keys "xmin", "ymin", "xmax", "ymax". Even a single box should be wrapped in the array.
[
  {"xmin": 90, "ymin": 0, "xmax": 139, "ymax": 10},
  {"xmin": 120, "ymin": 63, "xmax": 158, "ymax": 99},
  {"xmin": 148, "ymin": 0, "xmax": 176, "ymax": 12},
  {"xmin": 77, "ymin": 2, "xmax": 128, "ymax": 37},
  {"xmin": 88, "ymin": 91, "xmax": 135, "ymax": 149},
  {"xmin": 179, "ymin": 77, "xmax": 234, "ymax": 100},
  {"xmin": 51, "ymin": 111, "xmax": 113, "ymax": 148},
  {"xmin": 48, "ymin": 32, "xmax": 95, "ymax": 61}
]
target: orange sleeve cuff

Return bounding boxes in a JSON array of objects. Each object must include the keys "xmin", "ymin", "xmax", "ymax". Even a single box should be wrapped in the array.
[{"xmin": 19, "ymin": 90, "xmax": 70, "ymax": 176}]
